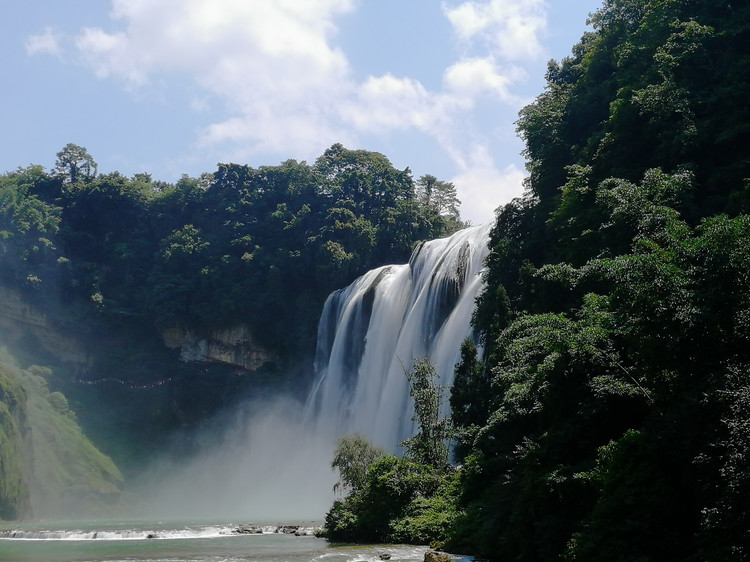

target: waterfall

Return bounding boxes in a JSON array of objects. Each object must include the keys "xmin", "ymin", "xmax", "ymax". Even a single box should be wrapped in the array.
[
  {"xmin": 306, "ymin": 223, "xmax": 492, "ymax": 450},
  {"xmin": 135, "ymin": 223, "xmax": 492, "ymax": 519}
]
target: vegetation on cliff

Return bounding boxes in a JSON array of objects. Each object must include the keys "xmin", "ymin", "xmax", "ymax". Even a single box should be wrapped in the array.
[
  {"xmin": 325, "ymin": 360, "xmax": 459, "ymax": 546},
  {"xmin": 1, "ymin": 143, "xmax": 463, "ymax": 358},
  {"xmin": 449, "ymin": 0, "xmax": 750, "ymax": 559},
  {"xmin": 324, "ymin": 1, "xmax": 750, "ymax": 559},
  {"xmin": 0, "ymin": 349, "xmax": 122, "ymax": 520},
  {"xmin": 0, "ymin": 143, "xmax": 464, "ymax": 473},
  {"xmin": 0, "ymin": 363, "xmax": 30, "ymax": 520}
]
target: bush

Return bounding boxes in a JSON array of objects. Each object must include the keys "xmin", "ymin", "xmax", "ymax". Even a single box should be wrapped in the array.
[{"xmin": 325, "ymin": 455, "xmax": 460, "ymax": 545}]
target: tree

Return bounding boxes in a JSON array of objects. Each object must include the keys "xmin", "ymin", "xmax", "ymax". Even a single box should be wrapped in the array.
[
  {"xmin": 331, "ymin": 433, "xmax": 386, "ymax": 495},
  {"xmin": 450, "ymin": 338, "xmax": 491, "ymax": 462},
  {"xmin": 0, "ymin": 170, "xmax": 62, "ymax": 287},
  {"xmin": 415, "ymin": 175, "xmax": 465, "ymax": 236},
  {"xmin": 415, "ymin": 175, "xmax": 461, "ymax": 220},
  {"xmin": 52, "ymin": 143, "xmax": 97, "ymax": 185},
  {"xmin": 402, "ymin": 358, "xmax": 451, "ymax": 468},
  {"xmin": 315, "ymin": 143, "xmax": 415, "ymax": 220}
]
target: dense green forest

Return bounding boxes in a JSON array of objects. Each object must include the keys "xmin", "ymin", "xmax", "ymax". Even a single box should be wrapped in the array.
[
  {"xmin": 3, "ymin": 0, "xmax": 749, "ymax": 555},
  {"xmin": 0, "ymin": 142, "xmax": 464, "ymax": 507},
  {"xmin": 326, "ymin": 1, "xmax": 750, "ymax": 560},
  {"xmin": 1, "ymin": 142, "xmax": 463, "ymax": 357}
]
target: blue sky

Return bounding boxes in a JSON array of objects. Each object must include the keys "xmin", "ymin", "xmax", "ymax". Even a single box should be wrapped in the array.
[{"xmin": 2, "ymin": 0, "xmax": 603, "ymax": 224}]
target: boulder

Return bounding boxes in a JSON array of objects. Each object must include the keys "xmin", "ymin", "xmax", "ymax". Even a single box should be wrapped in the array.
[
  {"xmin": 234, "ymin": 524, "xmax": 263, "ymax": 534},
  {"xmin": 424, "ymin": 551, "xmax": 451, "ymax": 562}
]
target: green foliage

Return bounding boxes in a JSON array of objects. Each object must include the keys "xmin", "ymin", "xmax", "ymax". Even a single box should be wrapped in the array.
[
  {"xmin": 12, "ymin": 361, "xmax": 123, "ymax": 517},
  {"xmin": 415, "ymin": 175, "xmax": 466, "ymax": 236},
  {"xmin": 450, "ymin": 339, "xmax": 491, "ymax": 462},
  {"xmin": 325, "ymin": 454, "xmax": 460, "ymax": 545},
  {"xmin": 518, "ymin": 0, "xmax": 750, "ymax": 215},
  {"xmin": 0, "ymin": 364, "xmax": 30, "ymax": 520},
  {"xmin": 401, "ymin": 359, "xmax": 451, "ymax": 468},
  {"xmin": 1, "ymin": 142, "xmax": 460, "ymax": 361},
  {"xmin": 388, "ymin": 469, "xmax": 461, "ymax": 545},
  {"xmin": 331, "ymin": 433, "xmax": 386, "ymax": 495},
  {"xmin": 455, "ymin": 167, "xmax": 750, "ymax": 559},
  {"xmin": 450, "ymin": 1, "xmax": 750, "ymax": 558},
  {"xmin": 0, "ymin": 353, "xmax": 122, "ymax": 520},
  {"xmin": 0, "ymin": 168, "xmax": 62, "ymax": 288},
  {"xmin": 52, "ymin": 143, "xmax": 97, "ymax": 185},
  {"xmin": 325, "ymin": 361, "xmax": 460, "ymax": 545}
]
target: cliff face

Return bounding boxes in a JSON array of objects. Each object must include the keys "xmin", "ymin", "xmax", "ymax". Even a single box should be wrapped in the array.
[
  {"xmin": 0, "ymin": 285, "xmax": 280, "ymax": 496},
  {"xmin": 0, "ymin": 286, "xmax": 89, "ymax": 368},
  {"xmin": 162, "ymin": 324, "xmax": 277, "ymax": 371},
  {"xmin": 0, "ymin": 285, "xmax": 277, "ymax": 374}
]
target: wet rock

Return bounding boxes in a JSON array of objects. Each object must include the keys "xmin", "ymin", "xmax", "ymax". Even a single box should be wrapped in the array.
[
  {"xmin": 276, "ymin": 525, "xmax": 299, "ymax": 534},
  {"xmin": 234, "ymin": 524, "xmax": 263, "ymax": 535},
  {"xmin": 424, "ymin": 550, "xmax": 451, "ymax": 562},
  {"xmin": 379, "ymin": 553, "xmax": 392, "ymax": 560}
]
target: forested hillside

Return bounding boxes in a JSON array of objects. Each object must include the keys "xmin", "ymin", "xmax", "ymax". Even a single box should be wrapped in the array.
[
  {"xmin": 0, "ymin": 351, "xmax": 123, "ymax": 520},
  {"xmin": 0, "ymin": 143, "xmax": 464, "ymax": 495},
  {"xmin": 323, "ymin": 1, "xmax": 750, "ymax": 559},
  {"xmin": 1, "ymin": 143, "xmax": 462, "ymax": 357},
  {"xmin": 450, "ymin": 0, "xmax": 750, "ymax": 559}
]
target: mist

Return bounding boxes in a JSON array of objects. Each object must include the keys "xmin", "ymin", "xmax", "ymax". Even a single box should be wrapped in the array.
[
  {"xmin": 130, "ymin": 395, "xmax": 339, "ymax": 523},
  {"xmin": 124, "ymin": 223, "xmax": 492, "ymax": 524}
]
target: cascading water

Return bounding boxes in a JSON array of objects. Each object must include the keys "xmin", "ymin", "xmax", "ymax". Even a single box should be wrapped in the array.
[
  {"xmin": 135, "ymin": 223, "xmax": 492, "ymax": 520},
  {"xmin": 306, "ymin": 223, "xmax": 492, "ymax": 450}
]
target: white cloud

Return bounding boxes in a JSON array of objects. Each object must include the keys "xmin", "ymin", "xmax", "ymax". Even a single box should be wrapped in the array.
[
  {"xmin": 76, "ymin": 28, "xmax": 145, "ymax": 84},
  {"xmin": 444, "ymin": 0, "xmax": 548, "ymax": 61},
  {"xmin": 451, "ymin": 145, "xmax": 526, "ymax": 224},
  {"xmin": 444, "ymin": 57, "xmax": 526, "ymax": 102},
  {"xmin": 25, "ymin": 26, "xmax": 63, "ymax": 57},
  {"xmin": 338, "ymin": 68, "xmax": 528, "ymax": 226},
  {"xmin": 71, "ymin": 0, "xmax": 355, "ymax": 157},
  {"xmin": 340, "ymin": 74, "xmax": 470, "ymax": 136}
]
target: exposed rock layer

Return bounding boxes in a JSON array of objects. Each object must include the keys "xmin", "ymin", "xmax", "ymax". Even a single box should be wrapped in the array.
[{"xmin": 162, "ymin": 324, "xmax": 277, "ymax": 371}]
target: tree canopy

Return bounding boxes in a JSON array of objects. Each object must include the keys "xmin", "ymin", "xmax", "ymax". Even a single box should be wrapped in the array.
[
  {"xmin": 446, "ymin": 1, "xmax": 750, "ymax": 559},
  {"xmin": 0, "ymin": 143, "xmax": 464, "ymax": 360}
]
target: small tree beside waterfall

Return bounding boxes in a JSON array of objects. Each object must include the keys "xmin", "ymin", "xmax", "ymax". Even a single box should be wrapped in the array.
[
  {"xmin": 323, "ymin": 359, "xmax": 458, "ymax": 545},
  {"xmin": 401, "ymin": 358, "xmax": 451, "ymax": 469},
  {"xmin": 331, "ymin": 434, "xmax": 386, "ymax": 495}
]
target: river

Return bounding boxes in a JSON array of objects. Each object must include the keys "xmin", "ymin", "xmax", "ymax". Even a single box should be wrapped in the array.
[{"xmin": 0, "ymin": 519, "xmax": 462, "ymax": 562}]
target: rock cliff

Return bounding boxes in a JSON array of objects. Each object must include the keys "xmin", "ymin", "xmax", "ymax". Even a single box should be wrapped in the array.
[
  {"xmin": 162, "ymin": 324, "xmax": 277, "ymax": 371},
  {"xmin": 0, "ymin": 285, "xmax": 276, "ymax": 374},
  {"xmin": 0, "ymin": 286, "xmax": 89, "ymax": 368}
]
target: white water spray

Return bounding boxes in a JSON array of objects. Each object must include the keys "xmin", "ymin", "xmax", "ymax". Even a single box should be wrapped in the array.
[
  {"xmin": 306, "ymin": 223, "xmax": 492, "ymax": 449},
  {"xmin": 138, "ymin": 224, "xmax": 491, "ymax": 519}
]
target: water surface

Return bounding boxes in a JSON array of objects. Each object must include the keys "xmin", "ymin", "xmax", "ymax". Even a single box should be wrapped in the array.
[{"xmin": 0, "ymin": 519, "xmax": 445, "ymax": 562}]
